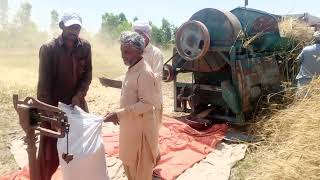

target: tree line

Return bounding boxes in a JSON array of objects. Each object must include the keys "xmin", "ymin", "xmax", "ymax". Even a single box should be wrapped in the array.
[
  {"xmin": 100, "ymin": 12, "xmax": 177, "ymax": 47},
  {"xmin": 0, "ymin": 1, "xmax": 177, "ymax": 49}
]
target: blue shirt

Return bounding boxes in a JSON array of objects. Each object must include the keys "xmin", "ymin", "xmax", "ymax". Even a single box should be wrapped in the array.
[{"xmin": 296, "ymin": 44, "xmax": 320, "ymax": 80}]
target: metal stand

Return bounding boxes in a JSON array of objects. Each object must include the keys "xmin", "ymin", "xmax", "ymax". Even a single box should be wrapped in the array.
[{"xmin": 13, "ymin": 95, "xmax": 72, "ymax": 180}]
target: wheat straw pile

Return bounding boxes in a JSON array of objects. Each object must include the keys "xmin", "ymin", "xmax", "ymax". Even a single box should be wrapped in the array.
[
  {"xmin": 233, "ymin": 19, "xmax": 319, "ymax": 179},
  {"xmin": 237, "ymin": 79, "xmax": 320, "ymax": 180},
  {"xmin": 279, "ymin": 17, "xmax": 315, "ymax": 60},
  {"xmin": 278, "ymin": 17, "xmax": 315, "ymax": 64},
  {"xmin": 279, "ymin": 17, "xmax": 315, "ymax": 43}
]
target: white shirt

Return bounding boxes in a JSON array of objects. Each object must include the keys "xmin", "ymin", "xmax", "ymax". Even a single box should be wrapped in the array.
[
  {"xmin": 296, "ymin": 44, "xmax": 320, "ymax": 80},
  {"xmin": 143, "ymin": 43, "xmax": 164, "ymax": 103},
  {"xmin": 116, "ymin": 59, "xmax": 161, "ymax": 166}
]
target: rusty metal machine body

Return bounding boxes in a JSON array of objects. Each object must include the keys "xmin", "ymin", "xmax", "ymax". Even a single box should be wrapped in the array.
[
  {"xmin": 13, "ymin": 95, "xmax": 72, "ymax": 180},
  {"xmin": 163, "ymin": 7, "xmax": 296, "ymax": 124}
]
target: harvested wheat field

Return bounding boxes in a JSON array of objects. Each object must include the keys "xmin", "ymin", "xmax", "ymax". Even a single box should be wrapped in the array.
[
  {"xmin": 1, "ymin": 1, "xmax": 320, "ymax": 179},
  {"xmin": 231, "ymin": 18, "xmax": 320, "ymax": 179},
  {"xmin": 232, "ymin": 79, "xmax": 320, "ymax": 180}
]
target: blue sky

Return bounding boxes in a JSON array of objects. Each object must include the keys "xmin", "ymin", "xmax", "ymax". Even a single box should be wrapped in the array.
[{"xmin": 8, "ymin": 0, "xmax": 320, "ymax": 33}]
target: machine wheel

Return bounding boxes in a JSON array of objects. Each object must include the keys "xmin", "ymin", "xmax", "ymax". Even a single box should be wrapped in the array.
[
  {"xmin": 175, "ymin": 20, "xmax": 210, "ymax": 61},
  {"xmin": 162, "ymin": 64, "xmax": 174, "ymax": 82}
]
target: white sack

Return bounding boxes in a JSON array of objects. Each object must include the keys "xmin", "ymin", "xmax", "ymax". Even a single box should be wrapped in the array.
[{"xmin": 57, "ymin": 103, "xmax": 109, "ymax": 180}]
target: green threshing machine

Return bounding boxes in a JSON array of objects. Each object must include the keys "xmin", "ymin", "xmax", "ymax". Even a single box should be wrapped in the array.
[{"xmin": 162, "ymin": 7, "xmax": 295, "ymax": 125}]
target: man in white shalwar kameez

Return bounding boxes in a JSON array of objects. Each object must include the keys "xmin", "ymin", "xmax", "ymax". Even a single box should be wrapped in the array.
[
  {"xmin": 104, "ymin": 31, "xmax": 161, "ymax": 180},
  {"xmin": 133, "ymin": 20, "xmax": 164, "ymax": 121}
]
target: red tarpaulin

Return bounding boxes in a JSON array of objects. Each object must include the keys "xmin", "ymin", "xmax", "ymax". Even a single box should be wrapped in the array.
[{"xmin": 1, "ymin": 116, "xmax": 227, "ymax": 180}]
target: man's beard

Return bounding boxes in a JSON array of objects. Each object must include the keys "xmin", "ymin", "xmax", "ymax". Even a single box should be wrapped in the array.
[
  {"xmin": 63, "ymin": 33, "xmax": 78, "ymax": 48},
  {"xmin": 123, "ymin": 59, "xmax": 133, "ymax": 66}
]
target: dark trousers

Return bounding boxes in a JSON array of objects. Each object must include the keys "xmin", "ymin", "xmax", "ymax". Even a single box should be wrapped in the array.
[{"xmin": 37, "ymin": 122, "xmax": 59, "ymax": 180}]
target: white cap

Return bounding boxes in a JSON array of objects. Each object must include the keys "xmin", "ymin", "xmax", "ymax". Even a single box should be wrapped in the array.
[
  {"xmin": 132, "ymin": 20, "xmax": 152, "ymax": 39},
  {"xmin": 60, "ymin": 13, "xmax": 82, "ymax": 27}
]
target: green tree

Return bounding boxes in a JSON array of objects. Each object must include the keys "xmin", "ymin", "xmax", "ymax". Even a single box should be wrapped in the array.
[
  {"xmin": 119, "ymin": 13, "xmax": 127, "ymax": 22},
  {"xmin": 150, "ymin": 18, "xmax": 176, "ymax": 47},
  {"xmin": 133, "ymin": 16, "xmax": 138, "ymax": 22},
  {"xmin": 161, "ymin": 18, "xmax": 172, "ymax": 44},
  {"xmin": 151, "ymin": 25, "xmax": 163, "ymax": 45},
  {"xmin": 100, "ymin": 12, "xmax": 131, "ymax": 39},
  {"xmin": 0, "ymin": 0, "xmax": 8, "ymax": 30},
  {"xmin": 50, "ymin": 10, "xmax": 59, "ymax": 36},
  {"xmin": 0, "ymin": 0, "xmax": 8, "ymax": 47},
  {"xmin": 5, "ymin": 2, "xmax": 48, "ymax": 48},
  {"xmin": 99, "ymin": 12, "xmax": 177, "ymax": 47},
  {"xmin": 14, "ymin": 2, "xmax": 32, "ymax": 29},
  {"xmin": 171, "ymin": 25, "xmax": 178, "ymax": 43}
]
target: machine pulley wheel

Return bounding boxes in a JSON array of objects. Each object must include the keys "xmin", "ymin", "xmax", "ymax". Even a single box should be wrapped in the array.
[
  {"xmin": 175, "ymin": 20, "xmax": 210, "ymax": 61},
  {"xmin": 162, "ymin": 64, "xmax": 174, "ymax": 82}
]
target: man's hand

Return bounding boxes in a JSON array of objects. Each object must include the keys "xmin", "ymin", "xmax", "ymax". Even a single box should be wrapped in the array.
[
  {"xmin": 71, "ymin": 95, "xmax": 81, "ymax": 108},
  {"xmin": 104, "ymin": 112, "xmax": 119, "ymax": 125}
]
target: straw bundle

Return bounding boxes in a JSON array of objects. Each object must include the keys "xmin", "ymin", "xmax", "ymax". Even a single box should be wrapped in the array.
[
  {"xmin": 279, "ymin": 17, "xmax": 315, "ymax": 43},
  {"xmin": 237, "ymin": 79, "xmax": 320, "ymax": 180},
  {"xmin": 233, "ymin": 19, "xmax": 319, "ymax": 179}
]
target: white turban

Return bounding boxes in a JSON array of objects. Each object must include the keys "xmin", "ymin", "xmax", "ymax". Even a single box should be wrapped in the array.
[
  {"xmin": 120, "ymin": 31, "xmax": 145, "ymax": 50},
  {"xmin": 132, "ymin": 20, "xmax": 152, "ymax": 40},
  {"xmin": 314, "ymin": 31, "xmax": 320, "ymax": 41}
]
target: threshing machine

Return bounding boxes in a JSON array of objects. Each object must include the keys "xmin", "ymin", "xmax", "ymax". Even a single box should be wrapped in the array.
[{"xmin": 162, "ymin": 7, "xmax": 295, "ymax": 124}]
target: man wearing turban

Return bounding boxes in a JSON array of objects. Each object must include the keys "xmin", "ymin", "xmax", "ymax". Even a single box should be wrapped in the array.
[
  {"xmin": 104, "ymin": 31, "xmax": 161, "ymax": 180},
  {"xmin": 133, "ymin": 20, "xmax": 164, "ymax": 123}
]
